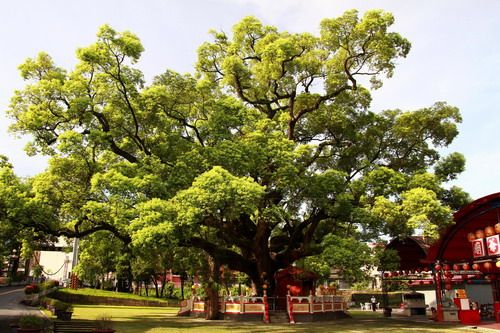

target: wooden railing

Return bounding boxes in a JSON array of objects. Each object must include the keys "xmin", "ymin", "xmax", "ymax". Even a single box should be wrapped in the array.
[
  {"xmin": 287, "ymin": 295, "xmax": 346, "ymax": 314},
  {"xmin": 179, "ymin": 293, "xmax": 346, "ymax": 322}
]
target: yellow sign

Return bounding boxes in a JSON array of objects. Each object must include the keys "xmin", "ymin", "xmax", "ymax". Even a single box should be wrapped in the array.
[
  {"xmin": 456, "ymin": 289, "xmax": 467, "ymax": 299},
  {"xmin": 193, "ymin": 302, "xmax": 205, "ymax": 311}
]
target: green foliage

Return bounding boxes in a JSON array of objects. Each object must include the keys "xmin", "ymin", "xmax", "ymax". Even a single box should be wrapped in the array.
[
  {"xmin": 375, "ymin": 248, "xmax": 400, "ymax": 273},
  {"xmin": 304, "ymin": 234, "xmax": 375, "ymax": 282},
  {"xmin": 18, "ymin": 314, "xmax": 45, "ymax": 328},
  {"xmin": 6, "ymin": 11, "xmax": 469, "ymax": 292}
]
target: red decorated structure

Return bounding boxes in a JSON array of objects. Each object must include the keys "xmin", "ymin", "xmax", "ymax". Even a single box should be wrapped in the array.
[
  {"xmin": 385, "ymin": 193, "xmax": 500, "ymax": 324},
  {"xmin": 178, "ymin": 266, "xmax": 348, "ymax": 323}
]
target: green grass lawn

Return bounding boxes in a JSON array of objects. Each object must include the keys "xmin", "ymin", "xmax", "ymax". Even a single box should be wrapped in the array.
[
  {"xmin": 58, "ymin": 288, "xmax": 171, "ymax": 304},
  {"xmin": 62, "ymin": 306, "xmax": 492, "ymax": 333}
]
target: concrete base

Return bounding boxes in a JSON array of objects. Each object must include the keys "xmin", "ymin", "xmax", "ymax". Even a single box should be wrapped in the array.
[
  {"xmin": 293, "ymin": 311, "xmax": 351, "ymax": 322},
  {"xmin": 222, "ymin": 313, "xmax": 264, "ymax": 321}
]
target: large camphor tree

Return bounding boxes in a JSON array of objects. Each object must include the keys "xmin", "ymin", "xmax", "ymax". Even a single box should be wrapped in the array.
[{"xmin": 8, "ymin": 10, "xmax": 469, "ymax": 315}]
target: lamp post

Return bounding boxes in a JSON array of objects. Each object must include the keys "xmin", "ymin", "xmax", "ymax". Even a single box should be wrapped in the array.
[{"xmin": 8, "ymin": 249, "xmax": 18, "ymax": 284}]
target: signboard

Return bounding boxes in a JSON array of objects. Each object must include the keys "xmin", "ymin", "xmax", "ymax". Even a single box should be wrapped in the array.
[
  {"xmin": 486, "ymin": 235, "xmax": 500, "ymax": 256},
  {"xmin": 472, "ymin": 239, "xmax": 486, "ymax": 258}
]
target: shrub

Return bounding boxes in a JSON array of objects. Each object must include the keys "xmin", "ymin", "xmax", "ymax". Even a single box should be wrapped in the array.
[
  {"xmin": 40, "ymin": 279, "xmax": 59, "ymax": 290},
  {"xmin": 52, "ymin": 299, "xmax": 73, "ymax": 312},
  {"xmin": 24, "ymin": 284, "xmax": 40, "ymax": 295},
  {"xmin": 18, "ymin": 314, "xmax": 45, "ymax": 328}
]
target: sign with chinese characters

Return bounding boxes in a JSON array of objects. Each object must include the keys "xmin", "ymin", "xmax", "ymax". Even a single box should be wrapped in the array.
[
  {"xmin": 472, "ymin": 238, "xmax": 486, "ymax": 258},
  {"xmin": 486, "ymin": 235, "xmax": 500, "ymax": 256}
]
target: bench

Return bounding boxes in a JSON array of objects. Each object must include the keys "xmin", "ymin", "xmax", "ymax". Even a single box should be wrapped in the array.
[{"xmin": 53, "ymin": 320, "xmax": 97, "ymax": 333}]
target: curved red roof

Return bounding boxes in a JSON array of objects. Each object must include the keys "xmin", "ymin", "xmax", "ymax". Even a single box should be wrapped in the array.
[
  {"xmin": 386, "ymin": 236, "xmax": 431, "ymax": 270},
  {"xmin": 426, "ymin": 192, "xmax": 500, "ymax": 263}
]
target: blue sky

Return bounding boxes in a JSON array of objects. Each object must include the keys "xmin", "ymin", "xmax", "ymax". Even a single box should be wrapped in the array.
[{"xmin": 1, "ymin": 0, "xmax": 499, "ymax": 200}]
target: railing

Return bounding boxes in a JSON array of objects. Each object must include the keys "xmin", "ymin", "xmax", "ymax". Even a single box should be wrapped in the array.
[
  {"xmin": 221, "ymin": 295, "xmax": 266, "ymax": 314},
  {"xmin": 287, "ymin": 294, "xmax": 346, "ymax": 314},
  {"xmin": 266, "ymin": 296, "xmax": 287, "ymax": 311},
  {"xmin": 180, "ymin": 293, "xmax": 346, "ymax": 322}
]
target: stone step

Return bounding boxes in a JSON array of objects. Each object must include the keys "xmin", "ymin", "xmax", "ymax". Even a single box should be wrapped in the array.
[{"xmin": 269, "ymin": 311, "xmax": 289, "ymax": 323}]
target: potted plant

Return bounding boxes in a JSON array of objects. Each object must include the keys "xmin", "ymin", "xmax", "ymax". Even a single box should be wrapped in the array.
[
  {"xmin": 55, "ymin": 301, "xmax": 73, "ymax": 321},
  {"xmin": 93, "ymin": 314, "xmax": 115, "ymax": 333},
  {"xmin": 17, "ymin": 314, "xmax": 45, "ymax": 333}
]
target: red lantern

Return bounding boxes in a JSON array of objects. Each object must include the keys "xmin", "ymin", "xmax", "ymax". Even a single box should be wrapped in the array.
[
  {"xmin": 435, "ymin": 264, "xmax": 442, "ymax": 271},
  {"xmin": 452, "ymin": 264, "xmax": 460, "ymax": 271},
  {"xmin": 486, "ymin": 226, "xmax": 495, "ymax": 236},
  {"xmin": 393, "ymin": 271, "xmax": 399, "ymax": 277},
  {"xmin": 384, "ymin": 273, "xmax": 389, "ymax": 278},
  {"xmin": 443, "ymin": 264, "xmax": 451, "ymax": 271},
  {"xmin": 445, "ymin": 283, "xmax": 452, "ymax": 290},
  {"xmin": 424, "ymin": 267, "xmax": 430, "ymax": 272},
  {"xmin": 476, "ymin": 229, "xmax": 485, "ymax": 239},
  {"xmin": 484, "ymin": 262, "xmax": 493, "ymax": 271},
  {"xmin": 463, "ymin": 263, "xmax": 470, "ymax": 270},
  {"xmin": 467, "ymin": 232, "xmax": 476, "ymax": 242},
  {"xmin": 495, "ymin": 222, "xmax": 500, "ymax": 234},
  {"xmin": 472, "ymin": 263, "xmax": 480, "ymax": 271},
  {"xmin": 416, "ymin": 268, "xmax": 422, "ymax": 273}
]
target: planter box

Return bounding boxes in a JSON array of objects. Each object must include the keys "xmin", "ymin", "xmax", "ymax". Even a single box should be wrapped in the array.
[
  {"xmin": 56, "ymin": 311, "xmax": 73, "ymax": 321},
  {"xmin": 17, "ymin": 328, "xmax": 43, "ymax": 333}
]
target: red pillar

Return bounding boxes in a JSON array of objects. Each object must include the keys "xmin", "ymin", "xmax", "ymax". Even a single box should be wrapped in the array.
[{"xmin": 435, "ymin": 268, "xmax": 444, "ymax": 321}]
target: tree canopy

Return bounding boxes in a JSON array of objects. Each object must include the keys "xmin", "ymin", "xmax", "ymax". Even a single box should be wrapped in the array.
[{"xmin": 6, "ymin": 10, "xmax": 470, "ymax": 291}]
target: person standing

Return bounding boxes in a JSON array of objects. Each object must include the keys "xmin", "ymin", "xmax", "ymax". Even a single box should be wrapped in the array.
[{"xmin": 371, "ymin": 295, "xmax": 377, "ymax": 311}]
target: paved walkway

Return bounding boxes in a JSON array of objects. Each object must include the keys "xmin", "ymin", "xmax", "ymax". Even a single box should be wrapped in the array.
[
  {"xmin": 389, "ymin": 309, "xmax": 500, "ymax": 331},
  {"xmin": 0, "ymin": 286, "xmax": 44, "ymax": 331},
  {"xmin": 477, "ymin": 322, "xmax": 500, "ymax": 331}
]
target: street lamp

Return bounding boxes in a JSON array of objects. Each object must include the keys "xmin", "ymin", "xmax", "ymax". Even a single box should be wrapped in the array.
[{"xmin": 8, "ymin": 249, "xmax": 18, "ymax": 283}]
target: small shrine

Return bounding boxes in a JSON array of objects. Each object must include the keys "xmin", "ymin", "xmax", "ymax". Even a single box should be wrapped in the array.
[
  {"xmin": 274, "ymin": 266, "xmax": 317, "ymax": 307},
  {"xmin": 178, "ymin": 266, "xmax": 348, "ymax": 323}
]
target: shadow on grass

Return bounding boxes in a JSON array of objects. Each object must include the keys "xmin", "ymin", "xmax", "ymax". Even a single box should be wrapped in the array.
[
  {"xmin": 111, "ymin": 314, "xmax": 477, "ymax": 333},
  {"xmin": 71, "ymin": 306, "xmax": 482, "ymax": 333}
]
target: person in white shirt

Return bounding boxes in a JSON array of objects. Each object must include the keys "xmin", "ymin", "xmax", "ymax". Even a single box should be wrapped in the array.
[{"xmin": 371, "ymin": 296, "xmax": 377, "ymax": 311}]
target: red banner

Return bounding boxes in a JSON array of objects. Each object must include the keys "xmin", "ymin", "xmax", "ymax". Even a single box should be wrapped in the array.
[
  {"xmin": 471, "ymin": 239, "xmax": 485, "ymax": 258},
  {"xmin": 486, "ymin": 235, "xmax": 500, "ymax": 256}
]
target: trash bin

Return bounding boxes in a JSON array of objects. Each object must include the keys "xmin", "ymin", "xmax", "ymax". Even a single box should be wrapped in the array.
[{"xmin": 384, "ymin": 307, "xmax": 392, "ymax": 317}]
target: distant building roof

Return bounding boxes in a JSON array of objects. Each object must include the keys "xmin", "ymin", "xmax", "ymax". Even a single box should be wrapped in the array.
[{"xmin": 386, "ymin": 236, "xmax": 432, "ymax": 270}]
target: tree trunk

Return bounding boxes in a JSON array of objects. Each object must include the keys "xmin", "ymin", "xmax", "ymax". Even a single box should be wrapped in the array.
[
  {"xmin": 152, "ymin": 275, "xmax": 160, "ymax": 298},
  {"xmin": 253, "ymin": 221, "xmax": 277, "ymax": 295},
  {"xmin": 159, "ymin": 269, "xmax": 167, "ymax": 297},
  {"xmin": 180, "ymin": 274, "xmax": 185, "ymax": 299},
  {"xmin": 204, "ymin": 254, "xmax": 220, "ymax": 320}
]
